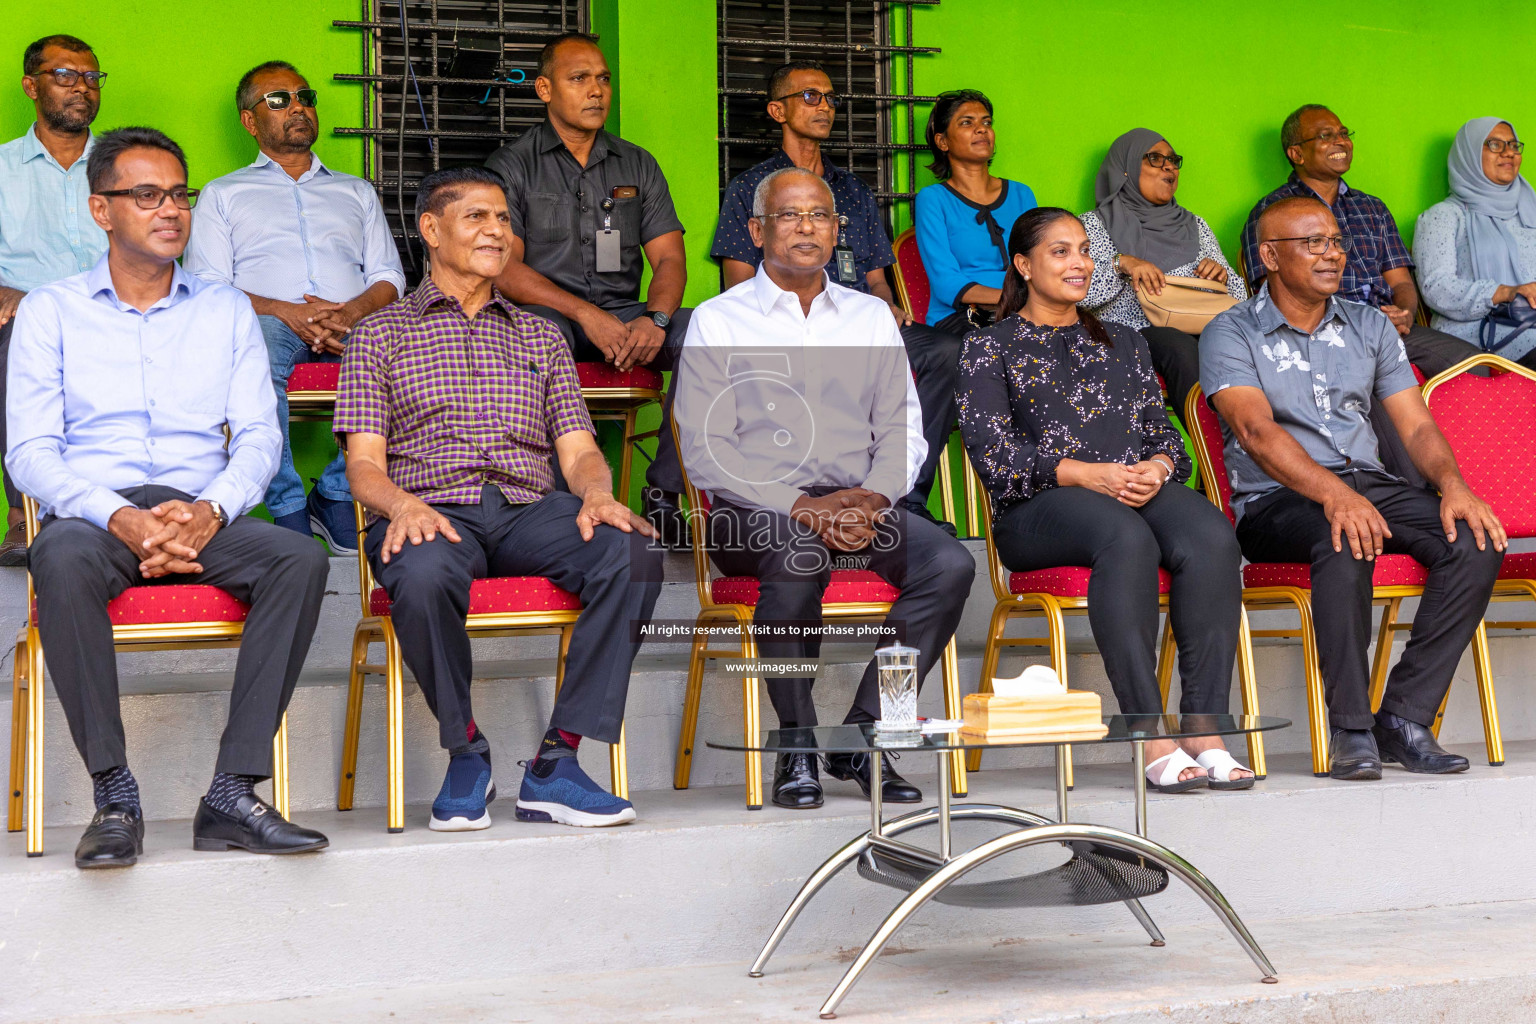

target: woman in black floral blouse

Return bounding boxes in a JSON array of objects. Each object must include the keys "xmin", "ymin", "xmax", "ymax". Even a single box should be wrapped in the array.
[{"xmin": 957, "ymin": 207, "xmax": 1252, "ymax": 792}]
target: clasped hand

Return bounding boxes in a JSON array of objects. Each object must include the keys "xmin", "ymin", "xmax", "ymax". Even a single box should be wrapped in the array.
[
  {"xmin": 108, "ymin": 500, "xmax": 221, "ymax": 578},
  {"xmin": 1060, "ymin": 459, "xmax": 1169, "ymax": 507},
  {"xmin": 579, "ymin": 307, "xmax": 667, "ymax": 373},
  {"xmin": 791, "ymin": 488, "xmax": 889, "ymax": 552}
]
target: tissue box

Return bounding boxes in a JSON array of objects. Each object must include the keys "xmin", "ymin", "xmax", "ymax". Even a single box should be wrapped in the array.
[{"xmin": 960, "ymin": 690, "xmax": 1108, "ymax": 741}]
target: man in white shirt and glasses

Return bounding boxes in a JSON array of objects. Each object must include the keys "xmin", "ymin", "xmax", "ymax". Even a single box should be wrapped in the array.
[
  {"xmin": 674, "ymin": 167, "xmax": 975, "ymax": 810},
  {"xmin": 185, "ymin": 60, "xmax": 405, "ymax": 556}
]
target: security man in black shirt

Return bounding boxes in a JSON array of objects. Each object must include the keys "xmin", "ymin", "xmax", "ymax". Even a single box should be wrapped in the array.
[{"xmin": 487, "ymin": 32, "xmax": 692, "ymax": 545}]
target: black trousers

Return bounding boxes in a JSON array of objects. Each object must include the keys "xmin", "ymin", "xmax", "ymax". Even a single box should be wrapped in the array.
[
  {"xmin": 900, "ymin": 321, "xmax": 964, "ymax": 508},
  {"xmin": 1237, "ymin": 471, "xmax": 1503, "ymax": 731},
  {"xmin": 1140, "ymin": 326, "xmax": 1200, "ymax": 423},
  {"xmin": 707, "ymin": 492, "xmax": 975, "ymax": 728},
  {"xmin": 523, "ymin": 302, "xmax": 691, "ymax": 495},
  {"xmin": 30, "ymin": 486, "xmax": 330, "ymax": 777},
  {"xmin": 0, "ymin": 319, "xmax": 21, "ymax": 510},
  {"xmin": 992, "ymin": 483, "xmax": 1242, "ymax": 717},
  {"xmin": 366, "ymin": 487, "xmax": 663, "ymax": 750}
]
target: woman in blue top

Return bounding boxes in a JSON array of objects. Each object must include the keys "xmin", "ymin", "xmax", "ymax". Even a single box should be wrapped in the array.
[{"xmin": 914, "ymin": 90, "xmax": 1037, "ymax": 334}]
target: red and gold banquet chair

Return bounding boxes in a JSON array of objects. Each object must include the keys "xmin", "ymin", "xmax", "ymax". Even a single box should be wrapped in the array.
[
  {"xmin": 284, "ymin": 361, "xmax": 341, "ymax": 421},
  {"xmin": 8, "ymin": 497, "xmax": 291, "ymax": 857},
  {"xmin": 1185, "ymin": 384, "xmax": 1501, "ymax": 775},
  {"xmin": 669, "ymin": 423, "xmax": 968, "ymax": 809},
  {"xmin": 336, "ymin": 502, "xmax": 628, "ymax": 832},
  {"xmin": 577, "ymin": 363, "xmax": 665, "ymax": 506},
  {"xmin": 891, "ymin": 227, "xmax": 974, "ymax": 536},
  {"xmin": 963, "ymin": 458, "xmax": 1268, "ymax": 781},
  {"xmin": 1422, "ymin": 353, "xmax": 1536, "ymax": 755}
]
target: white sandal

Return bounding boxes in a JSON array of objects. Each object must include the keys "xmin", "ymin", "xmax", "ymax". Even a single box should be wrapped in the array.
[
  {"xmin": 1145, "ymin": 748, "xmax": 1207, "ymax": 793},
  {"xmin": 1195, "ymin": 748, "xmax": 1255, "ymax": 791}
]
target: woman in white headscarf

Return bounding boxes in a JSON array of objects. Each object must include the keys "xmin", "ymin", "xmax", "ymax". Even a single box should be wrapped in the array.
[{"xmin": 1415, "ymin": 117, "xmax": 1536, "ymax": 364}]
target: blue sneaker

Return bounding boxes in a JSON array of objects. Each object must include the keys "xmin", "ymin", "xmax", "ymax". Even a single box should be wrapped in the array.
[
  {"xmin": 429, "ymin": 750, "xmax": 495, "ymax": 832},
  {"xmin": 306, "ymin": 486, "xmax": 359, "ymax": 556},
  {"xmin": 271, "ymin": 508, "xmax": 314, "ymax": 538},
  {"xmin": 516, "ymin": 756, "xmax": 635, "ymax": 827}
]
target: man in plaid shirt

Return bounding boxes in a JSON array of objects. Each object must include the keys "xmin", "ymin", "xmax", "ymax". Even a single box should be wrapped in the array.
[
  {"xmin": 334, "ymin": 166, "xmax": 662, "ymax": 831},
  {"xmin": 1240, "ymin": 104, "xmax": 1481, "ymax": 485}
]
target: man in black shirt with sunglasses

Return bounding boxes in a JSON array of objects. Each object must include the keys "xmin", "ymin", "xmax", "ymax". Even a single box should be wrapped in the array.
[{"xmin": 712, "ymin": 61, "xmax": 960, "ymax": 535}]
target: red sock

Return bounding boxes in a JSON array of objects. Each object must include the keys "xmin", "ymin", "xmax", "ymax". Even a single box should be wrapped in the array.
[{"xmin": 556, "ymin": 729, "xmax": 582, "ymax": 750}]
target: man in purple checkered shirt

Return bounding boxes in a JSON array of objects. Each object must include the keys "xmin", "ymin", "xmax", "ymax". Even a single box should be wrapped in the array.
[{"xmin": 334, "ymin": 166, "xmax": 662, "ymax": 832}]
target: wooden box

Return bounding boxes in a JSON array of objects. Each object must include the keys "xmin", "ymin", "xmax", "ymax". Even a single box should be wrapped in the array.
[{"xmin": 960, "ymin": 690, "xmax": 1109, "ymax": 742}]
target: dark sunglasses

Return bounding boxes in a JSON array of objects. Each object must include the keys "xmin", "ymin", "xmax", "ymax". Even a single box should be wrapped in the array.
[
  {"xmin": 30, "ymin": 68, "xmax": 107, "ymax": 89},
  {"xmin": 772, "ymin": 88, "xmax": 842, "ymax": 110},
  {"xmin": 95, "ymin": 186, "xmax": 199, "ymax": 211},
  {"xmin": 250, "ymin": 89, "xmax": 318, "ymax": 111}
]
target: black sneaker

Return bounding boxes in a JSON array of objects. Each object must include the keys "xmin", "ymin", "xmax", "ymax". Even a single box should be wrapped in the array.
[{"xmin": 642, "ymin": 487, "xmax": 692, "ymax": 550}]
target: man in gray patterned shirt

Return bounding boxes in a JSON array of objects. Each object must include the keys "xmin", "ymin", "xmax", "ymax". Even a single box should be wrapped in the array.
[{"xmin": 1201, "ymin": 196, "xmax": 1504, "ymax": 782}]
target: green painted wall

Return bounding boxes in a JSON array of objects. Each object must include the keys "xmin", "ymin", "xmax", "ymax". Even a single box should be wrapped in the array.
[{"xmin": 903, "ymin": 0, "xmax": 1536, "ymax": 263}]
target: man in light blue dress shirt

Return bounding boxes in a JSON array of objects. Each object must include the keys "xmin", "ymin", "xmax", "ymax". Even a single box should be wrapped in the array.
[
  {"xmin": 0, "ymin": 34, "xmax": 110, "ymax": 564},
  {"xmin": 9, "ymin": 127, "xmax": 330, "ymax": 868},
  {"xmin": 184, "ymin": 61, "xmax": 405, "ymax": 556}
]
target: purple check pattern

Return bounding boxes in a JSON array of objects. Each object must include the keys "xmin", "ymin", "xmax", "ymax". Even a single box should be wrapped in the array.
[
  {"xmin": 1240, "ymin": 173, "xmax": 1413, "ymax": 308},
  {"xmin": 334, "ymin": 279, "xmax": 594, "ymax": 505}
]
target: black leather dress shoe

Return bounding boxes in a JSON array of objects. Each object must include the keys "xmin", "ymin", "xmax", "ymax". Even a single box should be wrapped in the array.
[
  {"xmin": 642, "ymin": 488, "xmax": 692, "ymax": 550},
  {"xmin": 75, "ymin": 803, "xmax": 144, "ymax": 869},
  {"xmin": 824, "ymin": 751, "xmax": 923, "ymax": 803},
  {"xmin": 772, "ymin": 752, "xmax": 823, "ymax": 809},
  {"xmin": 1329, "ymin": 728, "xmax": 1383, "ymax": 781},
  {"xmin": 1373, "ymin": 712, "xmax": 1470, "ymax": 774},
  {"xmin": 192, "ymin": 794, "xmax": 328, "ymax": 854}
]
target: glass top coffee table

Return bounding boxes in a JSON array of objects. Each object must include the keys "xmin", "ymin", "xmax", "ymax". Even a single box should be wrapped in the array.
[{"xmin": 708, "ymin": 714, "xmax": 1290, "ymax": 1019}]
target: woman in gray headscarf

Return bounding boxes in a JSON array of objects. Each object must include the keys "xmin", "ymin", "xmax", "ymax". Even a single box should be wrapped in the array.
[
  {"xmin": 1081, "ymin": 128, "xmax": 1245, "ymax": 419},
  {"xmin": 1415, "ymin": 117, "xmax": 1536, "ymax": 364}
]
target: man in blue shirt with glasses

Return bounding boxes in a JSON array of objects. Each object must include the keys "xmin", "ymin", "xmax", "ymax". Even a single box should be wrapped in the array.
[{"xmin": 0, "ymin": 34, "xmax": 109, "ymax": 565}]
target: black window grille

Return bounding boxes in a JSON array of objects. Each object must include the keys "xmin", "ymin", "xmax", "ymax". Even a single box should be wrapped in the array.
[
  {"xmin": 331, "ymin": 0, "xmax": 590, "ymax": 278},
  {"xmin": 717, "ymin": 0, "xmax": 940, "ymax": 232}
]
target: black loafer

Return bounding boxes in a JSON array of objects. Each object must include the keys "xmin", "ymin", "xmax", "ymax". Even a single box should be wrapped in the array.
[
  {"xmin": 192, "ymin": 794, "xmax": 329, "ymax": 854},
  {"xmin": 1329, "ymin": 728, "xmax": 1383, "ymax": 781},
  {"xmin": 771, "ymin": 752, "xmax": 823, "ymax": 809},
  {"xmin": 1373, "ymin": 712, "xmax": 1470, "ymax": 774},
  {"xmin": 825, "ymin": 751, "xmax": 923, "ymax": 803},
  {"xmin": 642, "ymin": 488, "xmax": 692, "ymax": 550},
  {"xmin": 75, "ymin": 802, "xmax": 144, "ymax": 869}
]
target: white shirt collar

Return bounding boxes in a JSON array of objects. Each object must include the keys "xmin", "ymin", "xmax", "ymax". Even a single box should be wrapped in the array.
[
  {"xmin": 750, "ymin": 262, "xmax": 843, "ymax": 317},
  {"xmin": 253, "ymin": 149, "xmax": 327, "ymax": 183}
]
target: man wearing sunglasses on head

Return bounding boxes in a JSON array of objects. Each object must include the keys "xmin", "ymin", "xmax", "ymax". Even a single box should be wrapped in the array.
[
  {"xmin": 185, "ymin": 61, "xmax": 405, "ymax": 557},
  {"xmin": 711, "ymin": 61, "xmax": 961, "ymax": 538},
  {"xmin": 7, "ymin": 127, "xmax": 332, "ymax": 867},
  {"xmin": 0, "ymin": 34, "xmax": 110, "ymax": 566},
  {"xmin": 485, "ymin": 32, "xmax": 694, "ymax": 549},
  {"xmin": 1204, "ymin": 196, "xmax": 1504, "ymax": 784}
]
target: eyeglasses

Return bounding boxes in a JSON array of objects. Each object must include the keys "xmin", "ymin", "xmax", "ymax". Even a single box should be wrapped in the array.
[
  {"xmin": 756, "ymin": 210, "xmax": 835, "ymax": 225},
  {"xmin": 249, "ymin": 89, "xmax": 318, "ymax": 111},
  {"xmin": 94, "ymin": 186, "xmax": 199, "ymax": 210},
  {"xmin": 1485, "ymin": 138, "xmax": 1527, "ymax": 155},
  {"xmin": 1143, "ymin": 152, "xmax": 1184, "ymax": 170},
  {"xmin": 30, "ymin": 68, "xmax": 107, "ymax": 89},
  {"xmin": 1264, "ymin": 234, "xmax": 1353, "ymax": 255},
  {"xmin": 771, "ymin": 89, "xmax": 842, "ymax": 110},
  {"xmin": 1296, "ymin": 127, "xmax": 1356, "ymax": 146}
]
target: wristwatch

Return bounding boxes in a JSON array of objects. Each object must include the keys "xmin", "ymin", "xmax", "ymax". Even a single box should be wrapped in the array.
[
  {"xmin": 648, "ymin": 310, "xmax": 671, "ymax": 330},
  {"xmin": 198, "ymin": 499, "xmax": 229, "ymax": 528}
]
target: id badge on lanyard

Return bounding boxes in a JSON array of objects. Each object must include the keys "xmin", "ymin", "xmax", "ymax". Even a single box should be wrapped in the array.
[
  {"xmin": 597, "ymin": 197, "xmax": 622, "ymax": 273},
  {"xmin": 835, "ymin": 214, "xmax": 857, "ymax": 284}
]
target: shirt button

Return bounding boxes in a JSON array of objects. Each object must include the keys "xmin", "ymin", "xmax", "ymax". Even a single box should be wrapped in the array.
[
  {"xmin": 582, "ymin": 236, "xmax": 591, "ymax": 245},
  {"xmin": 150, "ymin": 399, "xmax": 156, "ymax": 406}
]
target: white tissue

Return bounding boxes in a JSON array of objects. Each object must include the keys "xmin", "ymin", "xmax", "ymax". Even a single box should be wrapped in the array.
[{"xmin": 991, "ymin": 664, "xmax": 1065, "ymax": 698}]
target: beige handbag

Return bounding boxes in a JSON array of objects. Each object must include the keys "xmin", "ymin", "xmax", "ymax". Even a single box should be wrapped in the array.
[{"xmin": 1135, "ymin": 274, "xmax": 1238, "ymax": 334}]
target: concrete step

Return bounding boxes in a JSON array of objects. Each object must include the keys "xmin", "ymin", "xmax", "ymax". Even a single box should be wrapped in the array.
[
  {"xmin": 7, "ymin": 743, "xmax": 1536, "ymax": 1022},
  {"xmin": 6, "ymin": 539, "xmax": 1536, "ymax": 824},
  {"xmin": 35, "ymin": 898, "xmax": 1536, "ymax": 1023}
]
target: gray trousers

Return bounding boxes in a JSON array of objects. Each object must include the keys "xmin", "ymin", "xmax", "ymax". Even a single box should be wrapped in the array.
[
  {"xmin": 30, "ymin": 486, "xmax": 330, "ymax": 777},
  {"xmin": 365, "ymin": 487, "xmax": 663, "ymax": 750},
  {"xmin": 0, "ymin": 319, "xmax": 21, "ymax": 509},
  {"xmin": 706, "ymin": 493, "xmax": 976, "ymax": 728}
]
